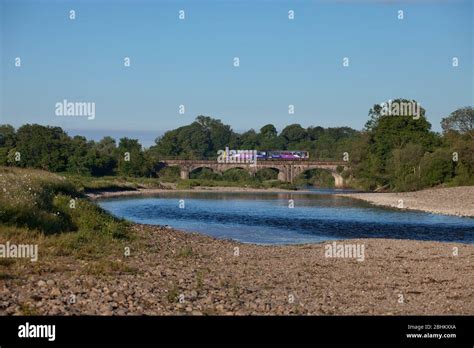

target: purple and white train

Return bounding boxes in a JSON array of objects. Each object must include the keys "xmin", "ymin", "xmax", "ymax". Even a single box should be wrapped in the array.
[{"xmin": 256, "ymin": 150, "xmax": 309, "ymax": 160}]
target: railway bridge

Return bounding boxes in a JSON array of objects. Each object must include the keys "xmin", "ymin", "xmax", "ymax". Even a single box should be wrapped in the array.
[{"xmin": 158, "ymin": 160, "xmax": 349, "ymax": 188}]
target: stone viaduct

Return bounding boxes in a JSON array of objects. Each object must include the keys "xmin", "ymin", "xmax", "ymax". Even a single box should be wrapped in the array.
[{"xmin": 158, "ymin": 160, "xmax": 348, "ymax": 188}]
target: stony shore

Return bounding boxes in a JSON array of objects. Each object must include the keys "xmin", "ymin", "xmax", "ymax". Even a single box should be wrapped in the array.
[
  {"xmin": 337, "ymin": 186, "xmax": 474, "ymax": 218},
  {"xmin": 1, "ymin": 223, "xmax": 472, "ymax": 315}
]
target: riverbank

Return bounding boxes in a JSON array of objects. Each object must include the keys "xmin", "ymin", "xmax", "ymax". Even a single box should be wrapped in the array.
[
  {"xmin": 1, "ymin": 168, "xmax": 472, "ymax": 315},
  {"xmin": 86, "ymin": 186, "xmax": 304, "ymax": 200},
  {"xmin": 1, "ymin": 223, "xmax": 472, "ymax": 315},
  {"xmin": 337, "ymin": 186, "xmax": 474, "ymax": 218}
]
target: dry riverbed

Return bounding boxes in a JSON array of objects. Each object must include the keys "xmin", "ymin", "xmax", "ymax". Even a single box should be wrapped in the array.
[
  {"xmin": 337, "ymin": 186, "xmax": 474, "ymax": 217},
  {"xmin": 1, "ymin": 224, "xmax": 472, "ymax": 315}
]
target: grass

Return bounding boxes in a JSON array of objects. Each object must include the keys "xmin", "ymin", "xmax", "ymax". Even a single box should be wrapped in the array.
[
  {"xmin": 62, "ymin": 173, "xmax": 165, "ymax": 193},
  {"xmin": 19, "ymin": 303, "xmax": 38, "ymax": 315},
  {"xmin": 83, "ymin": 260, "xmax": 139, "ymax": 276},
  {"xmin": 0, "ymin": 167, "xmax": 132, "ymax": 275},
  {"xmin": 166, "ymin": 286, "xmax": 180, "ymax": 303},
  {"xmin": 177, "ymin": 246, "xmax": 195, "ymax": 258},
  {"xmin": 0, "ymin": 167, "xmax": 129, "ymax": 235}
]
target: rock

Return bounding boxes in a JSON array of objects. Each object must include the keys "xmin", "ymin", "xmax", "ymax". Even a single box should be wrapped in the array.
[
  {"xmin": 37, "ymin": 280, "xmax": 46, "ymax": 287},
  {"xmin": 46, "ymin": 279, "xmax": 55, "ymax": 286},
  {"xmin": 50, "ymin": 288, "xmax": 61, "ymax": 297}
]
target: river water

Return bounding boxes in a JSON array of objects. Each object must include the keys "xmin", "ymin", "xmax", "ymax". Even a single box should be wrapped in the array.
[{"xmin": 98, "ymin": 190, "xmax": 474, "ymax": 245}]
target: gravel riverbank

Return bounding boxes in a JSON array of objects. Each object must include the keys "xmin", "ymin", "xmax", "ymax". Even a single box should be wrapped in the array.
[
  {"xmin": 1, "ymin": 224, "xmax": 472, "ymax": 315},
  {"xmin": 337, "ymin": 186, "xmax": 474, "ymax": 217}
]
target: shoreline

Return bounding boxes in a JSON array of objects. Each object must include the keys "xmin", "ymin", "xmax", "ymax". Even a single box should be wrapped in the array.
[
  {"xmin": 337, "ymin": 186, "xmax": 474, "ymax": 218},
  {"xmin": 86, "ymin": 186, "xmax": 309, "ymax": 200}
]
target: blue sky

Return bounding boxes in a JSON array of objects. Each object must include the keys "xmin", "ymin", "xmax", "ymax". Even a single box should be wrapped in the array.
[{"xmin": 0, "ymin": 0, "xmax": 472, "ymax": 138}]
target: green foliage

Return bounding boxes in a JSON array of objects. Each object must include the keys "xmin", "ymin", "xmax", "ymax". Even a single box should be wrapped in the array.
[
  {"xmin": 0, "ymin": 167, "xmax": 129, "ymax": 238},
  {"xmin": 294, "ymin": 169, "xmax": 335, "ymax": 188},
  {"xmin": 441, "ymin": 106, "xmax": 473, "ymax": 137},
  {"xmin": 15, "ymin": 124, "xmax": 70, "ymax": 171},
  {"xmin": 190, "ymin": 167, "xmax": 221, "ymax": 180},
  {"xmin": 1, "ymin": 103, "xmax": 472, "ymax": 193},
  {"xmin": 0, "ymin": 125, "xmax": 16, "ymax": 166},
  {"xmin": 387, "ymin": 143, "xmax": 424, "ymax": 191},
  {"xmin": 151, "ymin": 117, "xmax": 358, "ymax": 160},
  {"xmin": 157, "ymin": 166, "xmax": 180, "ymax": 182},
  {"xmin": 420, "ymin": 149, "xmax": 454, "ymax": 187},
  {"xmin": 222, "ymin": 168, "xmax": 252, "ymax": 182},
  {"xmin": 352, "ymin": 100, "xmax": 473, "ymax": 191},
  {"xmin": 150, "ymin": 116, "xmax": 238, "ymax": 159},
  {"xmin": 117, "ymin": 138, "xmax": 148, "ymax": 177},
  {"xmin": 255, "ymin": 168, "xmax": 278, "ymax": 181}
]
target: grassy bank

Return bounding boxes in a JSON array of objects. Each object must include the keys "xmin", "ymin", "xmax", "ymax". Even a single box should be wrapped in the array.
[
  {"xmin": 0, "ymin": 167, "xmax": 133, "ymax": 284},
  {"xmin": 62, "ymin": 171, "xmax": 299, "ymax": 192},
  {"xmin": 62, "ymin": 173, "xmax": 166, "ymax": 193}
]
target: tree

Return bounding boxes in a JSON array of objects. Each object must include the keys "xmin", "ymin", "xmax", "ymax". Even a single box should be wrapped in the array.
[
  {"xmin": 0, "ymin": 125, "xmax": 16, "ymax": 165},
  {"xmin": 15, "ymin": 124, "xmax": 71, "ymax": 171},
  {"xmin": 151, "ymin": 116, "xmax": 238, "ymax": 159},
  {"xmin": 441, "ymin": 107, "xmax": 474, "ymax": 138},
  {"xmin": 387, "ymin": 143, "xmax": 424, "ymax": 191},
  {"xmin": 239, "ymin": 129, "xmax": 260, "ymax": 149},
  {"xmin": 117, "ymin": 138, "xmax": 147, "ymax": 177},
  {"xmin": 67, "ymin": 136, "xmax": 94, "ymax": 175},
  {"xmin": 365, "ymin": 99, "xmax": 437, "ymax": 182},
  {"xmin": 420, "ymin": 149, "xmax": 454, "ymax": 187},
  {"xmin": 260, "ymin": 124, "xmax": 278, "ymax": 139},
  {"xmin": 280, "ymin": 124, "xmax": 308, "ymax": 148}
]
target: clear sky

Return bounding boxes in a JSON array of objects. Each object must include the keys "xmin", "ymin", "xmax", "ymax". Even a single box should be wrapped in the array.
[{"xmin": 0, "ymin": 0, "xmax": 472, "ymax": 137}]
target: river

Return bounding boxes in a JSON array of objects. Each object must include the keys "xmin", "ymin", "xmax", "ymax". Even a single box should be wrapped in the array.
[{"xmin": 98, "ymin": 189, "xmax": 474, "ymax": 245}]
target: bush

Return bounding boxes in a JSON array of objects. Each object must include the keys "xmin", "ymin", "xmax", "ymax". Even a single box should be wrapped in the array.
[
  {"xmin": 222, "ymin": 168, "xmax": 252, "ymax": 182},
  {"xmin": 157, "ymin": 166, "xmax": 180, "ymax": 182},
  {"xmin": 189, "ymin": 168, "xmax": 221, "ymax": 180},
  {"xmin": 255, "ymin": 168, "xmax": 278, "ymax": 181},
  {"xmin": 420, "ymin": 149, "xmax": 454, "ymax": 187}
]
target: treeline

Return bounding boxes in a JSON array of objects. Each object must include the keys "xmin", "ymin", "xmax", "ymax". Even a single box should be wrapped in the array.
[
  {"xmin": 350, "ymin": 103, "xmax": 473, "ymax": 191},
  {"xmin": 0, "ymin": 102, "xmax": 472, "ymax": 191},
  {"xmin": 0, "ymin": 124, "xmax": 153, "ymax": 177},
  {"xmin": 151, "ymin": 115, "xmax": 357, "ymax": 160},
  {"xmin": 0, "ymin": 116, "xmax": 356, "ymax": 177}
]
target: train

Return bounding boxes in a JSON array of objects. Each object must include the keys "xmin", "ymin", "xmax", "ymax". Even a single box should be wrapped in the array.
[
  {"xmin": 220, "ymin": 148, "xmax": 310, "ymax": 162},
  {"xmin": 256, "ymin": 150, "xmax": 309, "ymax": 160}
]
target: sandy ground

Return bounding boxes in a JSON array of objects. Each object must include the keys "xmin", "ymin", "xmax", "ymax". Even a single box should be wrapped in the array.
[
  {"xmin": 337, "ymin": 186, "xmax": 474, "ymax": 217},
  {"xmin": 1, "ymin": 224, "xmax": 472, "ymax": 315}
]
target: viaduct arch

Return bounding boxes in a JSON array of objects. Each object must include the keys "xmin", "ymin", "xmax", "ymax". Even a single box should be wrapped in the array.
[{"xmin": 159, "ymin": 160, "xmax": 348, "ymax": 188}]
